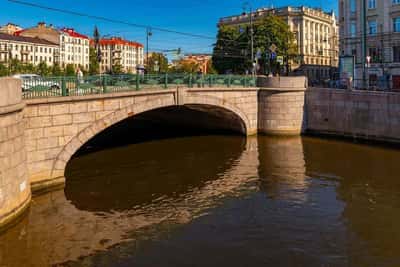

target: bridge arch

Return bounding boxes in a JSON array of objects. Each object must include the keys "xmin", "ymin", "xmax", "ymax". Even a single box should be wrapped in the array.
[{"xmin": 49, "ymin": 93, "xmax": 252, "ymax": 180}]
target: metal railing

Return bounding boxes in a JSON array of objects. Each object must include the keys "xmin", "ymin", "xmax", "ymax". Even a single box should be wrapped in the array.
[
  {"xmin": 21, "ymin": 74, "xmax": 257, "ymax": 99},
  {"xmin": 310, "ymin": 78, "xmax": 400, "ymax": 92}
]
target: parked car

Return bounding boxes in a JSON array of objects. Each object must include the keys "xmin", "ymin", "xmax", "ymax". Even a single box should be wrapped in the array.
[{"xmin": 12, "ymin": 74, "xmax": 60, "ymax": 91}]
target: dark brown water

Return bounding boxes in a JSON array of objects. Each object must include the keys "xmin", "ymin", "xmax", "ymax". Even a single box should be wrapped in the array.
[{"xmin": 1, "ymin": 135, "xmax": 400, "ymax": 267}]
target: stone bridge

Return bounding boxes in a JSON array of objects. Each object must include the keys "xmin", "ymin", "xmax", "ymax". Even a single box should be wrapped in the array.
[{"xmin": 0, "ymin": 76, "xmax": 306, "ymax": 228}]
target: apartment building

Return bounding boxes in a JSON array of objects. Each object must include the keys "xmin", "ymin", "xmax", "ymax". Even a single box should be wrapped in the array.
[
  {"xmin": 181, "ymin": 54, "xmax": 212, "ymax": 74},
  {"xmin": 219, "ymin": 6, "xmax": 339, "ymax": 80},
  {"xmin": 340, "ymin": 0, "xmax": 400, "ymax": 89},
  {"xmin": 96, "ymin": 37, "xmax": 144, "ymax": 73},
  {"xmin": 0, "ymin": 23, "xmax": 22, "ymax": 35},
  {"xmin": 0, "ymin": 33, "xmax": 58, "ymax": 67},
  {"xmin": 16, "ymin": 23, "xmax": 90, "ymax": 70}
]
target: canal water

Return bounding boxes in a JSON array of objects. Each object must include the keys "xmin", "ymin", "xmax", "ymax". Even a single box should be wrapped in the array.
[{"xmin": 1, "ymin": 135, "xmax": 400, "ymax": 267}]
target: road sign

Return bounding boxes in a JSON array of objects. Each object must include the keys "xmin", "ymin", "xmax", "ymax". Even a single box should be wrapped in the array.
[
  {"xmin": 269, "ymin": 44, "xmax": 277, "ymax": 52},
  {"xmin": 277, "ymin": 56, "xmax": 284, "ymax": 64},
  {"xmin": 256, "ymin": 49, "xmax": 262, "ymax": 59}
]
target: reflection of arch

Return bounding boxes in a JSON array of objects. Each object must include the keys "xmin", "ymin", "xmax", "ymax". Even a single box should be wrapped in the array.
[{"xmin": 50, "ymin": 94, "xmax": 251, "ymax": 180}]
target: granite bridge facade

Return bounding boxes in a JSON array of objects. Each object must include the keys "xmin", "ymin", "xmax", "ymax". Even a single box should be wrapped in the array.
[{"xmin": 0, "ymin": 76, "xmax": 306, "ymax": 228}]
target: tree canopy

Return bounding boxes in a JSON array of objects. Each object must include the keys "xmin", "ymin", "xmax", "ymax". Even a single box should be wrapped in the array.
[
  {"xmin": 212, "ymin": 15, "xmax": 298, "ymax": 75},
  {"xmin": 147, "ymin": 53, "xmax": 169, "ymax": 73}
]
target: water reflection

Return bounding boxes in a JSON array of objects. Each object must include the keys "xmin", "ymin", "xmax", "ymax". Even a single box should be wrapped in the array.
[
  {"xmin": 258, "ymin": 136, "xmax": 308, "ymax": 202},
  {"xmin": 1, "ymin": 136, "xmax": 400, "ymax": 266},
  {"xmin": 303, "ymin": 137, "xmax": 400, "ymax": 267},
  {"xmin": 0, "ymin": 136, "xmax": 259, "ymax": 266}
]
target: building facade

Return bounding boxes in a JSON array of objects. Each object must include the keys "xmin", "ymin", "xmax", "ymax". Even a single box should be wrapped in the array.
[
  {"xmin": 339, "ymin": 0, "xmax": 400, "ymax": 89},
  {"xmin": 17, "ymin": 23, "xmax": 90, "ymax": 70},
  {"xmin": 96, "ymin": 37, "xmax": 144, "ymax": 73},
  {"xmin": 219, "ymin": 6, "xmax": 339, "ymax": 81},
  {"xmin": 181, "ymin": 54, "xmax": 212, "ymax": 74},
  {"xmin": 0, "ymin": 33, "xmax": 59, "ymax": 67}
]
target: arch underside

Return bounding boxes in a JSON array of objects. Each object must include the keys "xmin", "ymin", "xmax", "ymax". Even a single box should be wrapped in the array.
[{"xmin": 50, "ymin": 95, "xmax": 251, "ymax": 180}]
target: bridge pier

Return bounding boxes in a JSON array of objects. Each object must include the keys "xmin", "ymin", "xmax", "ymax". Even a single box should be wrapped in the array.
[
  {"xmin": 0, "ymin": 78, "xmax": 31, "ymax": 229},
  {"xmin": 257, "ymin": 76, "xmax": 306, "ymax": 136}
]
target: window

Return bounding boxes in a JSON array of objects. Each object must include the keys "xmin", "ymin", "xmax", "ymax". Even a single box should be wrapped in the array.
[
  {"xmin": 394, "ymin": 0, "xmax": 400, "ymax": 4},
  {"xmin": 368, "ymin": 20, "xmax": 377, "ymax": 35},
  {"xmin": 350, "ymin": 0, "xmax": 356, "ymax": 13},
  {"xmin": 350, "ymin": 21, "xmax": 357, "ymax": 37},
  {"xmin": 368, "ymin": 0, "xmax": 376, "ymax": 9},
  {"xmin": 394, "ymin": 17, "xmax": 400, "ymax": 32},
  {"xmin": 393, "ymin": 46, "xmax": 400, "ymax": 62},
  {"xmin": 368, "ymin": 47, "xmax": 380, "ymax": 62}
]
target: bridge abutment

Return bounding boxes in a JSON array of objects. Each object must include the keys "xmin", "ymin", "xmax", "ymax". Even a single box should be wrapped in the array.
[
  {"xmin": 257, "ymin": 76, "xmax": 306, "ymax": 135},
  {"xmin": 0, "ymin": 78, "xmax": 31, "ymax": 229}
]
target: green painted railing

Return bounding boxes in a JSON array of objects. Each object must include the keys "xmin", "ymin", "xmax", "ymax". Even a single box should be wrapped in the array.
[{"xmin": 21, "ymin": 74, "xmax": 257, "ymax": 99}]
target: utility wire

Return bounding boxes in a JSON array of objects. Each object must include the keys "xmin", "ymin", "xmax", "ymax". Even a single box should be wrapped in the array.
[{"xmin": 7, "ymin": 0, "xmax": 216, "ymax": 40}]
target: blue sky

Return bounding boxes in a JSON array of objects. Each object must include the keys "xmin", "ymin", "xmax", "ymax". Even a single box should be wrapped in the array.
[{"xmin": 1, "ymin": 0, "xmax": 338, "ymax": 55}]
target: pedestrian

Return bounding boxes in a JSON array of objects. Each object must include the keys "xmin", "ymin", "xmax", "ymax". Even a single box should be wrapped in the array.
[{"xmin": 76, "ymin": 67, "xmax": 83, "ymax": 84}]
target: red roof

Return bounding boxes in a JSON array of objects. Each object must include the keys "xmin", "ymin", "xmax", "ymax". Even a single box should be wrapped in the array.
[
  {"xmin": 13, "ymin": 29, "xmax": 24, "ymax": 36},
  {"xmin": 94, "ymin": 37, "xmax": 143, "ymax": 48},
  {"xmin": 60, "ymin": 28, "xmax": 89, "ymax": 39}
]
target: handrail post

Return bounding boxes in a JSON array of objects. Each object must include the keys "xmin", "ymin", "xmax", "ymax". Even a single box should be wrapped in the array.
[
  {"xmin": 136, "ymin": 73, "xmax": 140, "ymax": 90},
  {"xmin": 189, "ymin": 73, "xmax": 192, "ymax": 88},
  {"xmin": 61, "ymin": 77, "xmax": 67, "ymax": 96},
  {"xmin": 209, "ymin": 75, "xmax": 212, "ymax": 87},
  {"xmin": 164, "ymin": 73, "xmax": 168, "ymax": 89},
  {"xmin": 102, "ymin": 75, "xmax": 107, "ymax": 93},
  {"xmin": 228, "ymin": 75, "xmax": 231, "ymax": 88}
]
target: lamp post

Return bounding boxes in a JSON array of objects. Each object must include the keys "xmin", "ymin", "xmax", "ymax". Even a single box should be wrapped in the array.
[{"xmin": 146, "ymin": 28, "xmax": 152, "ymax": 72}]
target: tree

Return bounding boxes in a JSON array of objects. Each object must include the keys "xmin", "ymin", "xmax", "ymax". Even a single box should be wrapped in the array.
[
  {"xmin": 212, "ymin": 15, "xmax": 298, "ymax": 75},
  {"xmin": 0, "ymin": 63, "xmax": 7, "ymax": 77},
  {"xmin": 147, "ymin": 53, "xmax": 169, "ymax": 73},
  {"xmin": 65, "ymin": 64, "xmax": 75, "ymax": 76},
  {"xmin": 253, "ymin": 15, "xmax": 297, "ymax": 75},
  {"xmin": 212, "ymin": 25, "xmax": 247, "ymax": 74},
  {"xmin": 170, "ymin": 60, "xmax": 200, "ymax": 73},
  {"xmin": 51, "ymin": 63, "xmax": 63, "ymax": 76},
  {"xmin": 37, "ymin": 62, "xmax": 51, "ymax": 76},
  {"xmin": 9, "ymin": 58, "xmax": 23, "ymax": 74},
  {"xmin": 207, "ymin": 59, "xmax": 218, "ymax": 74},
  {"xmin": 111, "ymin": 62, "xmax": 124, "ymax": 74},
  {"xmin": 89, "ymin": 47, "xmax": 100, "ymax": 75}
]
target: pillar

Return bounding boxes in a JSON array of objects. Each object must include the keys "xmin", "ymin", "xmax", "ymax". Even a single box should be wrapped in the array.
[
  {"xmin": 257, "ymin": 76, "xmax": 306, "ymax": 135},
  {"xmin": 0, "ymin": 78, "xmax": 30, "ymax": 229}
]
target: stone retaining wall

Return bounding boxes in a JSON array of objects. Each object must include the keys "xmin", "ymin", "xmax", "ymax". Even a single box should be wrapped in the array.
[{"xmin": 306, "ymin": 88, "xmax": 400, "ymax": 142}]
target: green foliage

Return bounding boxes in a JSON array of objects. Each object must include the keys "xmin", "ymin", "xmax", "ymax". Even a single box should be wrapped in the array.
[
  {"xmin": 51, "ymin": 63, "xmax": 63, "ymax": 76},
  {"xmin": 147, "ymin": 53, "xmax": 169, "ymax": 73},
  {"xmin": 212, "ymin": 25, "xmax": 248, "ymax": 74},
  {"xmin": 112, "ymin": 62, "xmax": 124, "ymax": 74},
  {"xmin": 89, "ymin": 47, "xmax": 100, "ymax": 75},
  {"xmin": 37, "ymin": 62, "xmax": 51, "ymax": 76},
  {"xmin": 207, "ymin": 59, "xmax": 218, "ymax": 74},
  {"xmin": 9, "ymin": 58, "xmax": 23, "ymax": 74},
  {"xmin": 170, "ymin": 60, "xmax": 200, "ymax": 73},
  {"xmin": 65, "ymin": 64, "xmax": 75, "ymax": 76},
  {"xmin": 0, "ymin": 63, "xmax": 7, "ymax": 76},
  {"xmin": 212, "ymin": 15, "xmax": 298, "ymax": 75}
]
